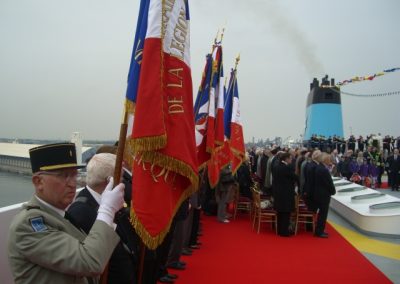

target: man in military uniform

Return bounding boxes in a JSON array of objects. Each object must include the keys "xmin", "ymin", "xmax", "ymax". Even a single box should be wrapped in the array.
[{"xmin": 8, "ymin": 143, "xmax": 125, "ymax": 284}]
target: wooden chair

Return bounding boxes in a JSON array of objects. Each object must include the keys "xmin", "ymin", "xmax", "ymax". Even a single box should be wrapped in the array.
[
  {"xmin": 252, "ymin": 187, "xmax": 277, "ymax": 234},
  {"xmin": 294, "ymin": 195, "xmax": 316, "ymax": 235},
  {"xmin": 233, "ymin": 184, "xmax": 252, "ymax": 220}
]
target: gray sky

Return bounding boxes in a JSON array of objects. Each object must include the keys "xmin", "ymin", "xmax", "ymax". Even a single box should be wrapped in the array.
[{"xmin": 0, "ymin": 0, "xmax": 399, "ymax": 142}]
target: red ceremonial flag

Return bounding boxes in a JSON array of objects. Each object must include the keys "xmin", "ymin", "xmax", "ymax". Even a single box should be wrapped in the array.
[
  {"xmin": 207, "ymin": 43, "xmax": 229, "ymax": 188},
  {"xmin": 194, "ymin": 53, "xmax": 214, "ymax": 169},
  {"xmin": 193, "ymin": 42, "xmax": 223, "ymax": 172},
  {"xmin": 212, "ymin": 45, "xmax": 225, "ymax": 146},
  {"xmin": 128, "ymin": 0, "xmax": 198, "ymax": 249},
  {"xmin": 225, "ymin": 61, "xmax": 245, "ymax": 174}
]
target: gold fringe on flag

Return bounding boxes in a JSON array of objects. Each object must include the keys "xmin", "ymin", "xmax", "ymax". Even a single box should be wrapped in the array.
[
  {"xmin": 123, "ymin": 138, "xmax": 135, "ymax": 170},
  {"xmin": 131, "ymin": 135, "xmax": 167, "ymax": 153},
  {"xmin": 129, "ymin": 177, "xmax": 198, "ymax": 250}
]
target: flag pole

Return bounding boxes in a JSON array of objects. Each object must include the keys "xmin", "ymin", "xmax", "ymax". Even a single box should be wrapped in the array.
[
  {"xmin": 113, "ymin": 107, "xmax": 128, "ymax": 183},
  {"xmin": 234, "ymin": 53, "xmax": 240, "ymax": 71},
  {"xmin": 137, "ymin": 241, "xmax": 146, "ymax": 284},
  {"xmin": 100, "ymin": 105, "xmax": 128, "ymax": 284},
  {"xmin": 112, "ymin": 105, "xmax": 148, "ymax": 284}
]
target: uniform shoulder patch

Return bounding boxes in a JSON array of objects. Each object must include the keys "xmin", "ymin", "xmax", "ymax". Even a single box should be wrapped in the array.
[{"xmin": 29, "ymin": 216, "xmax": 48, "ymax": 232}]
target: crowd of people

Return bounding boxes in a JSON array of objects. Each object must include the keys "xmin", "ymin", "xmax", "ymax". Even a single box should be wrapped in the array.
[
  {"xmin": 306, "ymin": 133, "xmax": 400, "ymax": 191},
  {"xmin": 244, "ymin": 147, "xmax": 336, "ymax": 238},
  {"xmin": 7, "ymin": 135, "xmax": 400, "ymax": 283},
  {"xmin": 307, "ymin": 133, "xmax": 400, "ymax": 154},
  {"xmin": 241, "ymin": 134, "xmax": 400, "ymax": 236}
]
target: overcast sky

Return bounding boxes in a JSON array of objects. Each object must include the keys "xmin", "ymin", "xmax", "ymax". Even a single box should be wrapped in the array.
[{"xmin": 0, "ymin": 0, "xmax": 399, "ymax": 143}]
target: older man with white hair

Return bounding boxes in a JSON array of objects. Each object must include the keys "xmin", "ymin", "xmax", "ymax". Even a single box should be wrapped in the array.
[{"xmin": 68, "ymin": 153, "xmax": 136, "ymax": 284}]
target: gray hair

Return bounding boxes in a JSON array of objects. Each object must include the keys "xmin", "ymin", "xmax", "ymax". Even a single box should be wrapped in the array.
[
  {"xmin": 86, "ymin": 153, "xmax": 116, "ymax": 188},
  {"xmin": 320, "ymin": 153, "xmax": 331, "ymax": 166},
  {"xmin": 311, "ymin": 150, "xmax": 322, "ymax": 162}
]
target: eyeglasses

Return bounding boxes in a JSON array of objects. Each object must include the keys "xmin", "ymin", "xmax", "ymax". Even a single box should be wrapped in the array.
[{"xmin": 36, "ymin": 170, "xmax": 78, "ymax": 184}]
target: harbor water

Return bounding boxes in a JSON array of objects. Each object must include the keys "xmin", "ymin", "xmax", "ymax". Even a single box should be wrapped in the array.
[{"xmin": 0, "ymin": 171, "xmax": 33, "ymax": 207}]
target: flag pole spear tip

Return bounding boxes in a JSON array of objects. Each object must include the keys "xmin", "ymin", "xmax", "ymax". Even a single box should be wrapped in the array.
[
  {"xmin": 214, "ymin": 29, "xmax": 220, "ymax": 45},
  {"xmin": 219, "ymin": 26, "xmax": 225, "ymax": 43},
  {"xmin": 234, "ymin": 53, "xmax": 241, "ymax": 70},
  {"xmin": 220, "ymin": 20, "xmax": 227, "ymax": 43},
  {"xmin": 211, "ymin": 29, "xmax": 219, "ymax": 52}
]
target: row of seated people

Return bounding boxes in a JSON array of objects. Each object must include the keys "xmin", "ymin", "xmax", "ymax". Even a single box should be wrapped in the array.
[{"xmin": 232, "ymin": 150, "xmax": 336, "ymax": 238}]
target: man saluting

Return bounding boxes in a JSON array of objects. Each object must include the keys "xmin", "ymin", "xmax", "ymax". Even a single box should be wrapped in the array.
[{"xmin": 8, "ymin": 143, "xmax": 125, "ymax": 284}]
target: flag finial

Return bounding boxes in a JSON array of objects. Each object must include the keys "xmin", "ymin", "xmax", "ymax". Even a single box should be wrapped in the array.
[
  {"xmin": 213, "ymin": 29, "xmax": 220, "ymax": 46},
  {"xmin": 234, "ymin": 53, "xmax": 240, "ymax": 71},
  {"xmin": 219, "ymin": 26, "xmax": 225, "ymax": 43}
]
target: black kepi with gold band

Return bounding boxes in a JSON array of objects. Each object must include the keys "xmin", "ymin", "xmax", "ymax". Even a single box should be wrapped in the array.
[{"xmin": 29, "ymin": 142, "xmax": 85, "ymax": 173}]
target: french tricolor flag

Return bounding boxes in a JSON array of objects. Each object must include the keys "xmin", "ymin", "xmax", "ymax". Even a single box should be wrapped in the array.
[
  {"xmin": 207, "ymin": 43, "xmax": 229, "ymax": 188},
  {"xmin": 212, "ymin": 44, "xmax": 225, "ymax": 147},
  {"xmin": 224, "ymin": 66, "xmax": 245, "ymax": 174},
  {"xmin": 126, "ymin": 0, "xmax": 198, "ymax": 249},
  {"xmin": 194, "ymin": 53, "xmax": 213, "ymax": 169}
]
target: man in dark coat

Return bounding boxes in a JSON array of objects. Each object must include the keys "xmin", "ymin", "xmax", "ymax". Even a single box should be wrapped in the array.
[
  {"xmin": 264, "ymin": 147, "xmax": 280, "ymax": 196},
  {"xmin": 348, "ymin": 135, "xmax": 356, "ymax": 152},
  {"xmin": 388, "ymin": 149, "xmax": 400, "ymax": 191},
  {"xmin": 259, "ymin": 148, "xmax": 270, "ymax": 190},
  {"xmin": 249, "ymin": 147, "xmax": 258, "ymax": 174},
  {"xmin": 303, "ymin": 150, "xmax": 321, "ymax": 211},
  {"xmin": 357, "ymin": 135, "xmax": 365, "ymax": 152},
  {"xmin": 67, "ymin": 153, "xmax": 136, "ymax": 284},
  {"xmin": 313, "ymin": 153, "xmax": 336, "ymax": 238},
  {"xmin": 237, "ymin": 159, "xmax": 253, "ymax": 199},
  {"xmin": 272, "ymin": 152, "xmax": 298, "ymax": 237}
]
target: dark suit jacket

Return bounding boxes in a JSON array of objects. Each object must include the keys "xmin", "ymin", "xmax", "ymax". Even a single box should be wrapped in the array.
[
  {"xmin": 303, "ymin": 160, "xmax": 318, "ymax": 197},
  {"xmin": 68, "ymin": 187, "xmax": 136, "ymax": 284},
  {"xmin": 388, "ymin": 155, "xmax": 400, "ymax": 173},
  {"xmin": 272, "ymin": 161, "xmax": 298, "ymax": 212},
  {"xmin": 122, "ymin": 169, "xmax": 132, "ymax": 205},
  {"xmin": 313, "ymin": 164, "xmax": 336, "ymax": 205}
]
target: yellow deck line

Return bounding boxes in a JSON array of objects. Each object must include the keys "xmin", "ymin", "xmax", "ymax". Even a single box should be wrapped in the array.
[{"xmin": 329, "ymin": 221, "xmax": 400, "ymax": 261}]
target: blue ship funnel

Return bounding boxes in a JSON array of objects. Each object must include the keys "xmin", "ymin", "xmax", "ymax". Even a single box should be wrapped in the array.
[{"xmin": 304, "ymin": 76, "xmax": 344, "ymax": 141}]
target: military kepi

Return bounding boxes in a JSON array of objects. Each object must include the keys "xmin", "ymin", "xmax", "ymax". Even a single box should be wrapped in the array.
[{"xmin": 29, "ymin": 143, "xmax": 85, "ymax": 173}]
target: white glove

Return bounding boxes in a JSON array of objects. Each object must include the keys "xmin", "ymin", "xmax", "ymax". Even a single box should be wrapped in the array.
[{"xmin": 97, "ymin": 177, "xmax": 125, "ymax": 227}]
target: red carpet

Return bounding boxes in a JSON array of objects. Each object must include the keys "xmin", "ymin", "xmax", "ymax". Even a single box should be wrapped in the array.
[
  {"xmin": 380, "ymin": 182, "xmax": 389, "ymax": 189},
  {"xmin": 170, "ymin": 214, "xmax": 391, "ymax": 284}
]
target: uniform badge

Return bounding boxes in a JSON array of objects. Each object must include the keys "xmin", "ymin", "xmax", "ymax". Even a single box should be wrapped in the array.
[{"xmin": 30, "ymin": 216, "xmax": 48, "ymax": 232}]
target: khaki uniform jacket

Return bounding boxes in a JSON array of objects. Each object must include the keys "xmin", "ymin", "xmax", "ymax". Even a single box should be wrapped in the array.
[{"xmin": 8, "ymin": 196, "xmax": 120, "ymax": 284}]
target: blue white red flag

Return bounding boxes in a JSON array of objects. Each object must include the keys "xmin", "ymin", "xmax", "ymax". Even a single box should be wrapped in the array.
[
  {"xmin": 194, "ymin": 54, "xmax": 214, "ymax": 169},
  {"xmin": 224, "ymin": 66, "xmax": 245, "ymax": 174},
  {"xmin": 207, "ymin": 44, "xmax": 230, "ymax": 188},
  {"xmin": 126, "ymin": 0, "xmax": 198, "ymax": 249},
  {"xmin": 123, "ymin": 0, "xmax": 150, "ymax": 167},
  {"xmin": 211, "ymin": 45, "xmax": 225, "ymax": 146}
]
